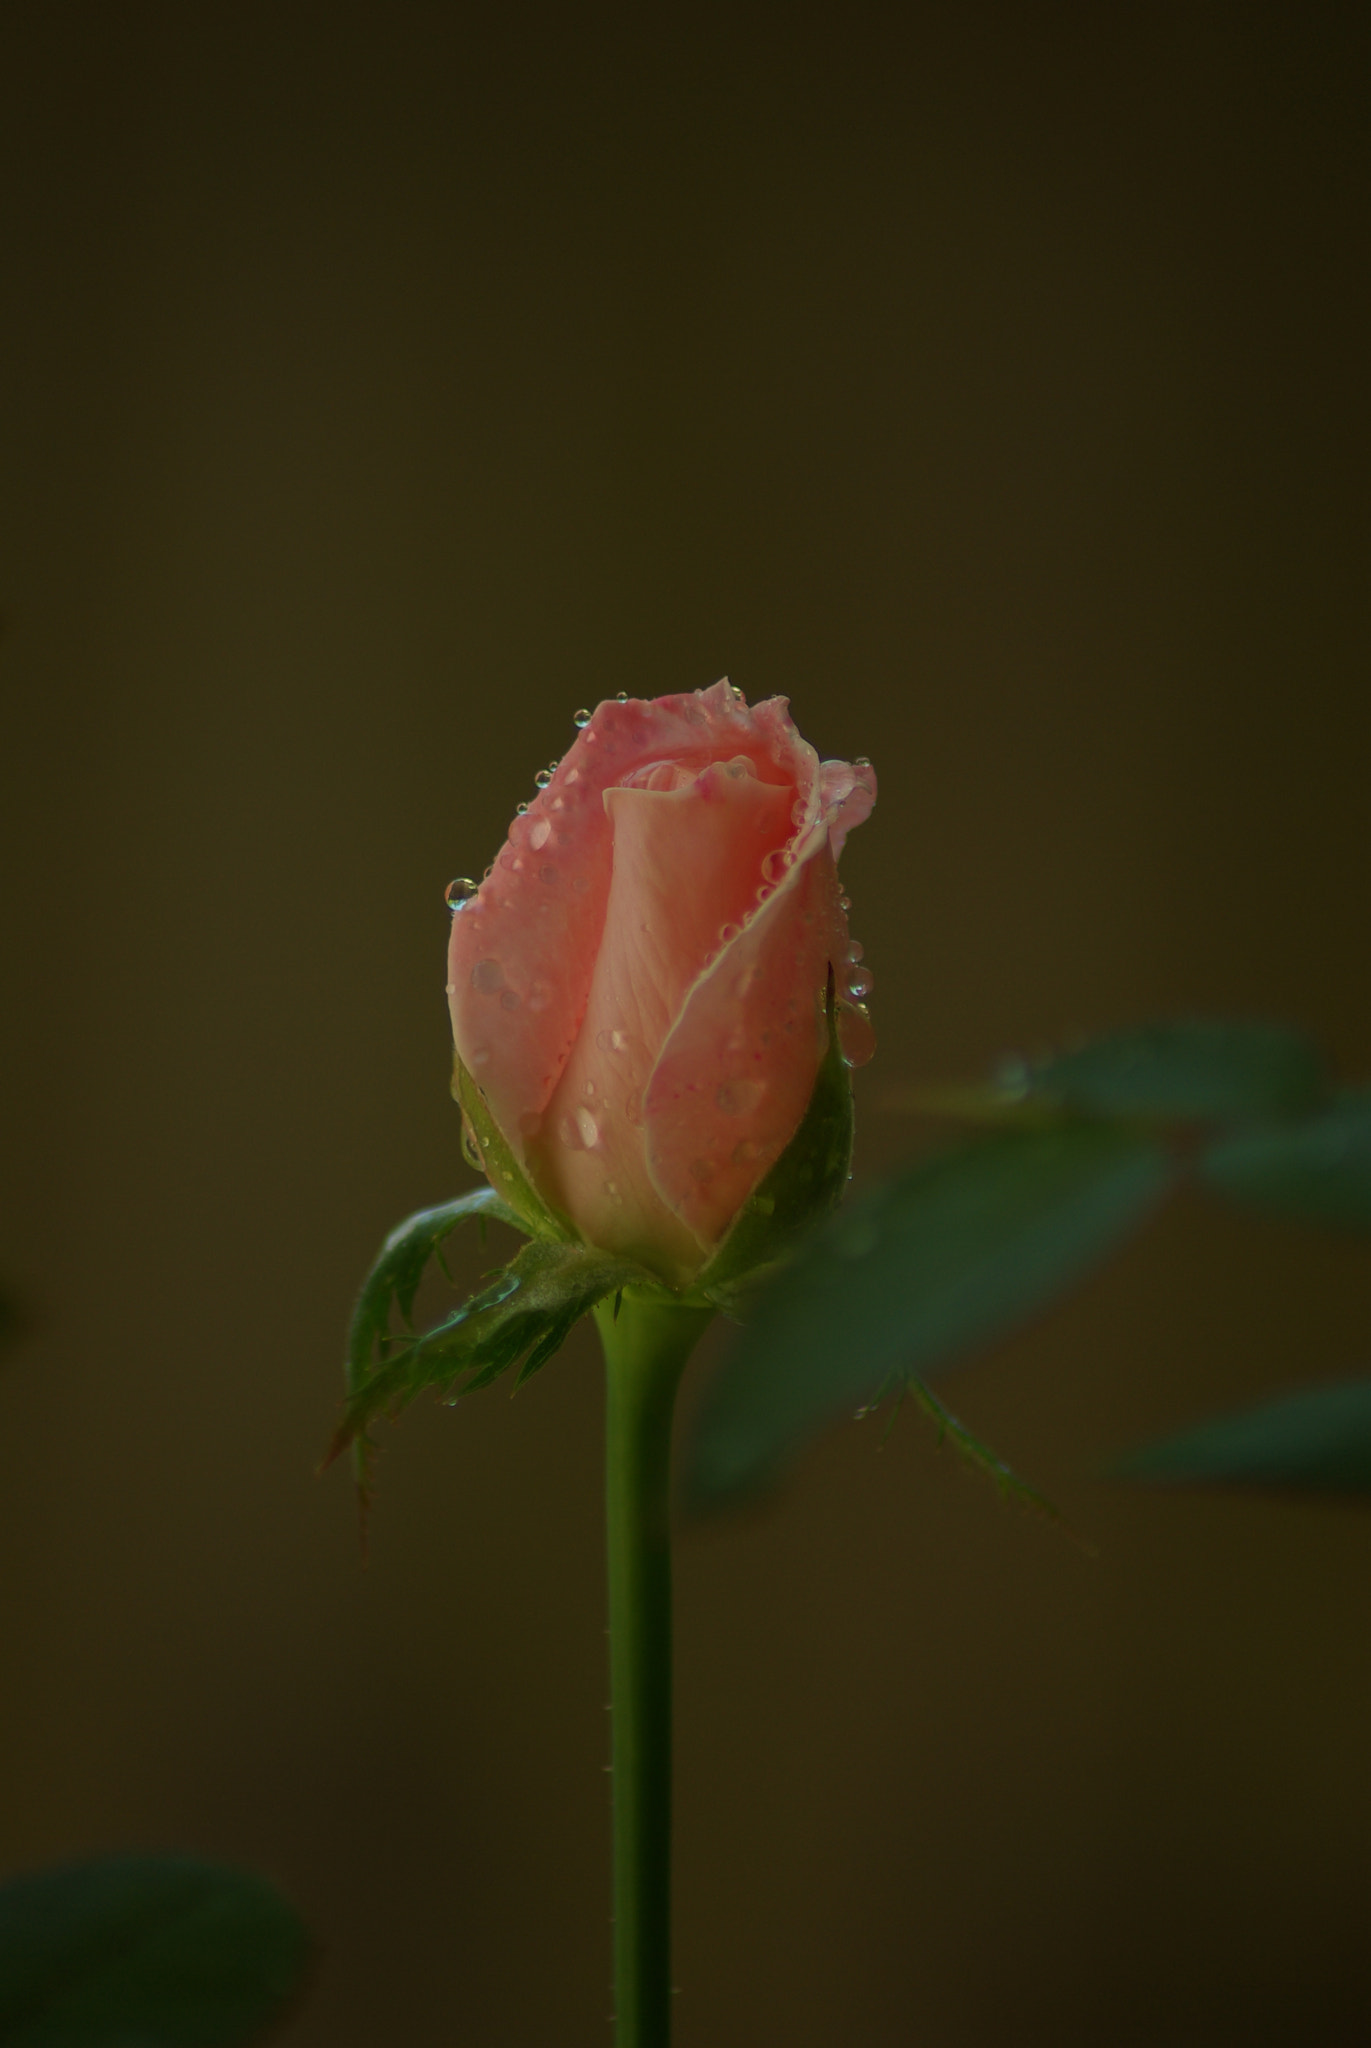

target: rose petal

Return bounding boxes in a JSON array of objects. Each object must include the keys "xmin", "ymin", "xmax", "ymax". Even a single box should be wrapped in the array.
[
  {"xmin": 448, "ymin": 679, "xmax": 820, "ymax": 1161},
  {"xmin": 534, "ymin": 758, "xmax": 794, "ymax": 1280},
  {"xmin": 645, "ymin": 837, "xmax": 850, "ymax": 1246}
]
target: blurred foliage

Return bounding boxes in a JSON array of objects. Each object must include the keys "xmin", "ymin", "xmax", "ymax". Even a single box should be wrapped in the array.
[{"xmin": 0, "ymin": 1855, "xmax": 309, "ymax": 2046}]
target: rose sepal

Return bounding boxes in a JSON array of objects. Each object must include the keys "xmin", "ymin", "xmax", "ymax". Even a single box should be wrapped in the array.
[
  {"xmin": 329, "ymin": 1233, "xmax": 672, "ymax": 1484},
  {"xmin": 684, "ymin": 970, "xmax": 855, "ymax": 1315},
  {"xmin": 452, "ymin": 1051, "xmax": 575, "ymax": 1243}
]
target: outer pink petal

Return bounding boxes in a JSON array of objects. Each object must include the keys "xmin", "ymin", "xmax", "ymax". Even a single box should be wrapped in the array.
[
  {"xmin": 447, "ymin": 679, "xmax": 820, "ymax": 1162},
  {"xmin": 644, "ymin": 835, "xmax": 850, "ymax": 1248},
  {"xmin": 535, "ymin": 762, "xmax": 795, "ymax": 1281}
]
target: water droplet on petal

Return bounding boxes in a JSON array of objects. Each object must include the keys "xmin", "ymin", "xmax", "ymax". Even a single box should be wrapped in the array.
[
  {"xmin": 761, "ymin": 849, "xmax": 792, "ymax": 885},
  {"xmin": 470, "ymin": 958, "xmax": 504, "ymax": 994},
  {"xmin": 445, "ymin": 877, "xmax": 479, "ymax": 909},
  {"xmin": 574, "ymin": 707, "xmax": 592, "ymax": 726},
  {"xmin": 469, "ymin": 1044, "xmax": 491, "ymax": 1067},
  {"xmin": 837, "ymin": 1002, "xmax": 877, "ymax": 1068},
  {"xmin": 846, "ymin": 941, "xmax": 864, "ymax": 962},
  {"xmin": 575, "ymin": 1106, "xmax": 599, "ymax": 1148},
  {"xmin": 534, "ymin": 769, "xmax": 553, "ymax": 789},
  {"xmin": 847, "ymin": 968, "xmax": 874, "ymax": 999},
  {"xmin": 603, "ymin": 1179, "xmax": 622, "ymax": 1203},
  {"xmin": 719, "ymin": 922, "xmax": 741, "ymax": 945},
  {"xmin": 500, "ymin": 989, "xmax": 520, "ymax": 1010},
  {"xmin": 529, "ymin": 818, "xmax": 551, "ymax": 850}
]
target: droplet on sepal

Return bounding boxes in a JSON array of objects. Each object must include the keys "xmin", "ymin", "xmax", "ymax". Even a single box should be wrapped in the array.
[
  {"xmin": 445, "ymin": 877, "xmax": 479, "ymax": 909},
  {"xmin": 461, "ymin": 1125, "xmax": 483, "ymax": 1171}
]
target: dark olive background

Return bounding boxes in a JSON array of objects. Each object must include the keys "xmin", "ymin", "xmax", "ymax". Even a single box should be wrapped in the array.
[{"xmin": 1, "ymin": 5, "xmax": 1368, "ymax": 2043}]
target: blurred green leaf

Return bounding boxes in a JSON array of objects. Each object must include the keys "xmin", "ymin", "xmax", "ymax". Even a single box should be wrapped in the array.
[
  {"xmin": 331, "ymin": 1237, "xmax": 661, "ymax": 1468},
  {"xmin": 686, "ymin": 1122, "xmax": 1174, "ymax": 1506},
  {"xmin": 694, "ymin": 973, "xmax": 853, "ymax": 1311},
  {"xmin": 1200, "ymin": 1088, "xmax": 1371, "ymax": 1229},
  {"xmin": 0, "ymin": 1855, "xmax": 309, "ymax": 2046},
  {"xmin": 1116, "ymin": 1379, "xmax": 1371, "ymax": 1495},
  {"xmin": 1002, "ymin": 1018, "xmax": 1329, "ymax": 1122}
]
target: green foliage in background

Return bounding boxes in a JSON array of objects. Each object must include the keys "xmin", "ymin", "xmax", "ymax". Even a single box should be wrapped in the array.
[{"xmin": 0, "ymin": 1856, "xmax": 308, "ymax": 2047}]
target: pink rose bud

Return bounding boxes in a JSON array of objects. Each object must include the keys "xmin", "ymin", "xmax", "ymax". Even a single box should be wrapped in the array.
[{"xmin": 447, "ymin": 680, "xmax": 876, "ymax": 1287}]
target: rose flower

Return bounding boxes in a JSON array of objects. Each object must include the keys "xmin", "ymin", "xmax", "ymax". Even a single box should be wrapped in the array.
[{"xmin": 447, "ymin": 680, "xmax": 875, "ymax": 1288}]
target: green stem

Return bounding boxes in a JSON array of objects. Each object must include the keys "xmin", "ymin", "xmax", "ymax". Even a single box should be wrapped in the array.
[{"xmin": 595, "ymin": 1293, "xmax": 714, "ymax": 2048}]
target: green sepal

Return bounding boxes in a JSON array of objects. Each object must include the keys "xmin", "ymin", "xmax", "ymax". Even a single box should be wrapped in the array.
[
  {"xmin": 452, "ymin": 1052, "xmax": 575, "ymax": 1243},
  {"xmin": 1114, "ymin": 1378, "xmax": 1371, "ymax": 1495},
  {"xmin": 329, "ymin": 1237, "xmax": 665, "ymax": 1468},
  {"xmin": 1200, "ymin": 1087, "xmax": 1371, "ymax": 1230},
  {"xmin": 689, "ymin": 969, "xmax": 854, "ymax": 1312},
  {"xmin": 0, "ymin": 1853, "xmax": 310, "ymax": 2046},
  {"xmin": 348, "ymin": 1188, "xmax": 525, "ymax": 1387}
]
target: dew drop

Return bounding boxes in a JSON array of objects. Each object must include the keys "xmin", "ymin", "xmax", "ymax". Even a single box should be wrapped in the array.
[
  {"xmin": 526, "ymin": 980, "xmax": 552, "ymax": 1013},
  {"xmin": 761, "ymin": 849, "xmax": 792, "ymax": 885},
  {"xmin": 719, "ymin": 922, "xmax": 741, "ymax": 945},
  {"xmin": 461, "ymin": 1126, "xmax": 482, "ymax": 1170},
  {"xmin": 516, "ymin": 801, "xmax": 529, "ymax": 815},
  {"xmin": 755, "ymin": 884, "xmax": 774, "ymax": 906},
  {"xmin": 566, "ymin": 767, "xmax": 581, "ymax": 784},
  {"xmin": 482, "ymin": 863, "xmax": 494, "ymax": 879},
  {"xmin": 470, "ymin": 958, "xmax": 504, "ymax": 994},
  {"xmin": 836, "ymin": 1002, "xmax": 877, "ymax": 1068},
  {"xmin": 791, "ymin": 799, "xmax": 809, "ymax": 825},
  {"xmin": 728, "ymin": 683, "xmax": 744, "ymax": 702},
  {"xmin": 615, "ymin": 691, "xmax": 629, "ymax": 702},
  {"xmin": 603, "ymin": 1179, "xmax": 622, "ymax": 1203},
  {"xmin": 445, "ymin": 981, "xmax": 455, "ymax": 995},
  {"xmin": 839, "ymin": 893, "xmax": 851, "ymax": 911},
  {"xmin": 534, "ymin": 768, "xmax": 553, "ymax": 789},
  {"xmin": 847, "ymin": 967, "xmax": 874, "ymax": 999},
  {"xmin": 583, "ymin": 1079, "xmax": 597, "ymax": 1099},
  {"xmin": 575, "ymin": 1105, "xmax": 599, "ymax": 1147},
  {"xmin": 846, "ymin": 941, "xmax": 864, "ymax": 962},
  {"xmin": 445, "ymin": 876, "xmax": 479, "ymax": 909},
  {"xmin": 574, "ymin": 707, "xmax": 592, "ymax": 726},
  {"xmin": 529, "ymin": 818, "xmax": 552, "ymax": 850},
  {"xmin": 854, "ymin": 756, "xmax": 871, "ymax": 768},
  {"xmin": 469, "ymin": 1045, "xmax": 492, "ymax": 1067},
  {"xmin": 500, "ymin": 989, "xmax": 521, "ymax": 1010}
]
